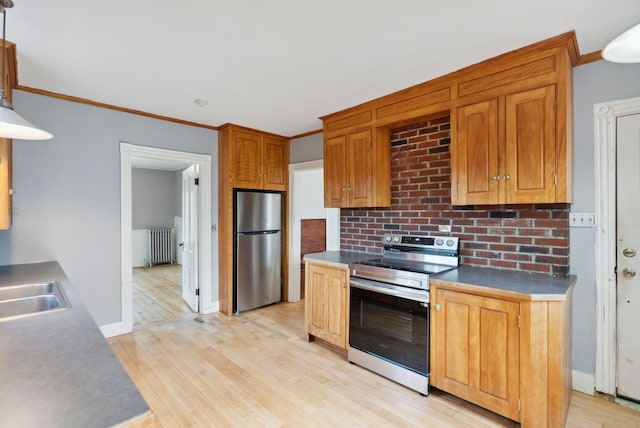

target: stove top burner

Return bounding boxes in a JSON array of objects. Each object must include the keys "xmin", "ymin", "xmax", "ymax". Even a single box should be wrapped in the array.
[{"xmin": 350, "ymin": 234, "xmax": 460, "ymax": 290}]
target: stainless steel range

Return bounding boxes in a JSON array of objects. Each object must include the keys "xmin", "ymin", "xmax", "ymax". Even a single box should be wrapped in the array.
[{"xmin": 348, "ymin": 234, "xmax": 460, "ymax": 395}]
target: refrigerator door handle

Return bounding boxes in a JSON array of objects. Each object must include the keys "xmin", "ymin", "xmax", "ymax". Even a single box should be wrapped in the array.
[{"xmin": 239, "ymin": 230, "xmax": 280, "ymax": 236}]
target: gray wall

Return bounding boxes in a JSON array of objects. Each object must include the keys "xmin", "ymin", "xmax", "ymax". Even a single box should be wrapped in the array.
[
  {"xmin": 290, "ymin": 132, "xmax": 323, "ymax": 163},
  {"xmin": 132, "ymin": 168, "xmax": 181, "ymax": 229},
  {"xmin": 0, "ymin": 90, "xmax": 218, "ymax": 326},
  {"xmin": 570, "ymin": 60, "xmax": 640, "ymax": 375}
]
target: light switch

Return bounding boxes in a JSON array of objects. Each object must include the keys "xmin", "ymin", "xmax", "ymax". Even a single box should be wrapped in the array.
[{"xmin": 569, "ymin": 212, "xmax": 596, "ymax": 227}]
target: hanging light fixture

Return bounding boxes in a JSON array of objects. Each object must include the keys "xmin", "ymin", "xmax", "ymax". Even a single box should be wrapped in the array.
[
  {"xmin": 0, "ymin": 0, "xmax": 51, "ymax": 140},
  {"xmin": 602, "ymin": 21, "xmax": 640, "ymax": 64}
]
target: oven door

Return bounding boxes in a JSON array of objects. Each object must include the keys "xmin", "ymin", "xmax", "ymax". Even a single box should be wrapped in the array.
[{"xmin": 349, "ymin": 277, "xmax": 429, "ymax": 376}]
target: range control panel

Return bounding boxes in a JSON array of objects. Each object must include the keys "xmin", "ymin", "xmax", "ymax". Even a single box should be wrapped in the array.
[{"xmin": 382, "ymin": 234, "xmax": 459, "ymax": 250}]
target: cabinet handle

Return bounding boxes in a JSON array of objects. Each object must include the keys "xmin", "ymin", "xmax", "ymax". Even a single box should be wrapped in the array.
[
  {"xmin": 503, "ymin": 173, "xmax": 511, "ymax": 180},
  {"xmin": 492, "ymin": 175, "xmax": 501, "ymax": 181},
  {"xmin": 435, "ymin": 303, "xmax": 441, "ymax": 311},
  {"xmin": 348, "ymin": 187, "xmax": 352, "ymax": 192}
]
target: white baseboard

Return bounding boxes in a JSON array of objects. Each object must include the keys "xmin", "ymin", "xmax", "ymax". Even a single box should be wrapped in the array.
[
  {"xmin": 100, "ymin": 321, "xmax": 124, "ymax": 338},
  {"xmin": 201, "ymin": 300, "xmax": 219, "ymax": 314},
  {"xmin": 572, "ymin": 369, "xmax": 595, "ymax": 395}
]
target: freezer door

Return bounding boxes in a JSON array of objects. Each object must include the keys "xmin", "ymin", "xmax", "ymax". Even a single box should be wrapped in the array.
[
  {"xmin": 236, "ymin": 191, "xmax": 281, "ymax": 233},
  {"xmin": 236, "ymin": 230, "xmax": 282, "ymax": 312}
]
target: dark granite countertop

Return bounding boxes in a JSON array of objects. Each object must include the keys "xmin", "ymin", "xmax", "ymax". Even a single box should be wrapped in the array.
[
  {"xmin": 0, "ymin": 261, "xmax": 150, "ymax": 428},
  {"xmin": 303, "ymin": 251, "xmax": 575, "ymax": 300}
]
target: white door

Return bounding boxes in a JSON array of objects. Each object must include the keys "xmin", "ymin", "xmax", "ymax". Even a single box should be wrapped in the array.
[
  {"xmin": 616, "ymin": 113, "xmax": 640, "ymax": 401},
  {"xmin": 182, "ymin": 165, "xmax": 199, "ymax": 312}
]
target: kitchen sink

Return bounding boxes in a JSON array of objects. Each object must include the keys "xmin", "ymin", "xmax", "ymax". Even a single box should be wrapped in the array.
[{"xmin": 0, "ymin": 281, "xmax": 69, "ymax": 321}]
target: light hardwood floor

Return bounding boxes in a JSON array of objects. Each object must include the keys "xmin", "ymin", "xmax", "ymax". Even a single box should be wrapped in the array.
[
  {"xmin": 133, "ymin": 264, "xmax": 192, "ymax": 329},
  {"xmin": 111, "ymin": 297, "xmax": 640, "ymax": 427}
]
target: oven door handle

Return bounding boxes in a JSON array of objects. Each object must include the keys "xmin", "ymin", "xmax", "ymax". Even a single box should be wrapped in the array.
[{"xmin": 350, "ymin": 278, "xmax": 429, "ymax": 304}]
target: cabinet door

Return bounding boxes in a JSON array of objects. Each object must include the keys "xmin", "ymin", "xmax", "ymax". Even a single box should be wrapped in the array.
[
  {"xmin": 433, "ymin": 288, "xmax": 520, "ymax": 421},
  {"xmin": 505, "ymin": 85, "xmax": 556, "ymax": 203},
  {"xmin": 453, "ymin": 100, "xmax": 499, "ymax": 205},
  {"xmin": 0, "ymin": 138, "xmax": 11, "ymax": 230},
  {"xmin": 263, "ymin": 136, "xmax": 288, "ymax": 191},
  {"xmin": 324, "ymin": 134, "xmax": 348, "ymax": 208},
  {"xmin": 305, "ymin": 263, "xmax": 348, "ymax": 348},
  {"xmin": 347, "ymin": 129, "xmax": 374, "ymax": 207},
  {"xmin": 232, "ymin": 131, "xmax": 262, "ymax": 189}
]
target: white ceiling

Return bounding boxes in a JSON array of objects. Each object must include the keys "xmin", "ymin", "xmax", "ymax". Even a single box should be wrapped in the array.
[{"xmin": 7, "ymin": 1, "xmax": 640, "ymax": 137}]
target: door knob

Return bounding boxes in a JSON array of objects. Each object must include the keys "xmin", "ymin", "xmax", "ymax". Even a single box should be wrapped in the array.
[
  {"xmin": 492, "ymin": 175, "xmax": 501, "ymax": 181},
  {"xmin": 623, "ymin": 248, "xmax": 637, "ymax": 258},
  {"xmin": 622, "ymin": 268, "xmax": 636, "ymax": 278},
  {"xmin": 503, "ymin": 173, "xmax": 511, "ymax": 180},
  {"xmin": 435, "ymin": 303, "xmax": 441, "ymax": 311}
]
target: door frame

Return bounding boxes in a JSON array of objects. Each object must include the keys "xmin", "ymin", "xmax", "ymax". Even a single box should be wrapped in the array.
[
  {"xmin": 120, "ymin": 142, "xmax": 213, "ymax": 334},
  {"xmin": 288, "ymin": 160, "xmax": 340, "ymax": 302},
  {"xmin": 594, "ymin": 96, "xmax": 640, "ymax": 395}
]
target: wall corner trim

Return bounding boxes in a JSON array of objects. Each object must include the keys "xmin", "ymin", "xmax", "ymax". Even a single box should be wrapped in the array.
[{"xmin": 99, "ymin": 321, "xmax": 123, "ymax": 338}]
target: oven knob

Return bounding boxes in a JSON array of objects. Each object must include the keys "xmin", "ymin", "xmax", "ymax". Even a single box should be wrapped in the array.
[
  {"xmin": 384, "ymin": 236, "xmax": 392, "ymax": 243},
  {"xmin": 393, "ymin": 236, "xmax": 400, "ymax": 243},
  {"xmin": 436, "ymin": 239, "xmax": 444, "ymax": 246},
  {"xmin": 446, "ymin": 239, "xmax": 454, "ymax": 247}
]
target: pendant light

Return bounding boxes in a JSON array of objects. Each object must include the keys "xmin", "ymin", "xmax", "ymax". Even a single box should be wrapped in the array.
[
  {"xmin": 0, "ymin": 0, "xmax": 52, "ymax": 140},
  {"xmin": 602, "ymin": 22, "xmax": 640, "ymax": 64}
]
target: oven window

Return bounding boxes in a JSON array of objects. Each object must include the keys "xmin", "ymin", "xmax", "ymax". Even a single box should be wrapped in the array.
[{"xmin": 349, "ymin": 286, "xmax": 428, "ymax": 376}]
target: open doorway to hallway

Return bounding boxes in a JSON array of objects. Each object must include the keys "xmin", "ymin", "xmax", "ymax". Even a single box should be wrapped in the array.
[
  {"xmin": 120, "ymin": 143, "xmax": 213, "ymax": 335},
  {"xmin": 130, "ymin": 161, "xmax": 193, "ymax": 329}
]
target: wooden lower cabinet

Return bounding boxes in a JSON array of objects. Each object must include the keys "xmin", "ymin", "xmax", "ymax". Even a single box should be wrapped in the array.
[
  {"xmin": 432, "ymin": 288, "xmax": 520, "ymax": 420},
  {"xmin": 304, "ymin": 261, "xmax": 348, "ymax": 349},
  {"xmin": 430, "ymin": 280, "xmax": 572, "ymax": 427}
]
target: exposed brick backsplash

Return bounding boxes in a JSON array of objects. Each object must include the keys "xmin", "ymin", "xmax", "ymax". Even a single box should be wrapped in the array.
[{"xmin": 340, "ymin": 118, "xmax": 570, "ymax": 277}]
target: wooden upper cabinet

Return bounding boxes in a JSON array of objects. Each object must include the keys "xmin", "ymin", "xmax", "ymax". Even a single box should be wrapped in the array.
[
  {"xmin": 323, "ymin": 127, "xmax": 390, "ymax": 208},
  {"xmin": 324, "ymin": 134, "xmax": 348, "ymax": 207},
  {"xmin": 220, "ymin": 124, "xmax": 289, "ymax": 191},
  {"xmin": 453, "ymin": 99, "xmax": 499, "ymax": 205},
  {"xmin": 262, "ymin": 136, "xmax": 288, "ymax": 190},
  {"xmin": 347, "ymin": 129, "xmax": 374, "ymax": 207},
  {"xmin": 505, "ymin": 85, "xmax": 556, "ymax": 203},
  {"xmin": 232, "ymin": 130, "xmax": 262, "ymax": 188},
  {"xmin": 321, "ymin": 34, "xmax": 575, "ymax": 207},
  {"xmin": 453, "ymin": 84, "xmax": 560, "ymax": 205}
]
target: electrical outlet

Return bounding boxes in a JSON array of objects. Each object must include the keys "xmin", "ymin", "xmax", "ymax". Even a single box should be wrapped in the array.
[
  {"xmin": 211, "ymin": 224, "xmax": 217, "ymax": 232},
  {"xmin": 438, "ymin": 225, "xmax": 451, "ymax": 232},
  {"xmin": 569, "ymin": 212, "xmax": 596, "ymax": 227}
]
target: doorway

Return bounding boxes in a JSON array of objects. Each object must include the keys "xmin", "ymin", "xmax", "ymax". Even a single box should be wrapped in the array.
[
  {"xmin": 130, "ymin": 161, "xmax": 194, "ymax": 329},
  {"xmin": 288, "ymin": 160, "xmax": 340, "ymax": 302},
  {"xmin": 594, "ymin": 97, "xmax": 640, "ymax": 401},
  {"xmin": 120, "ymin": 143, "xmax": 213, "ymax": 335}
]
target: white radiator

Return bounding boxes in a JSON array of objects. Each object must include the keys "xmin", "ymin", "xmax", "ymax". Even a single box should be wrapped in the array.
[{"xmin": 147, "ymin": 228, "xmax": 176, "ymax": 266}]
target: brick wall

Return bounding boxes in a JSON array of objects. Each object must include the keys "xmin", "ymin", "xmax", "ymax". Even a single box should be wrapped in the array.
[{"xmin": 340, "ymin": 118, "xmax": 570, "ymax": 277}]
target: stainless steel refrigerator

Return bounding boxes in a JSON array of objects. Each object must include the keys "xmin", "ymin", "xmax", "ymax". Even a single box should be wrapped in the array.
[{"xmin": 234, "ymin": 191, "xmax": 282, "ymax": 313}]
